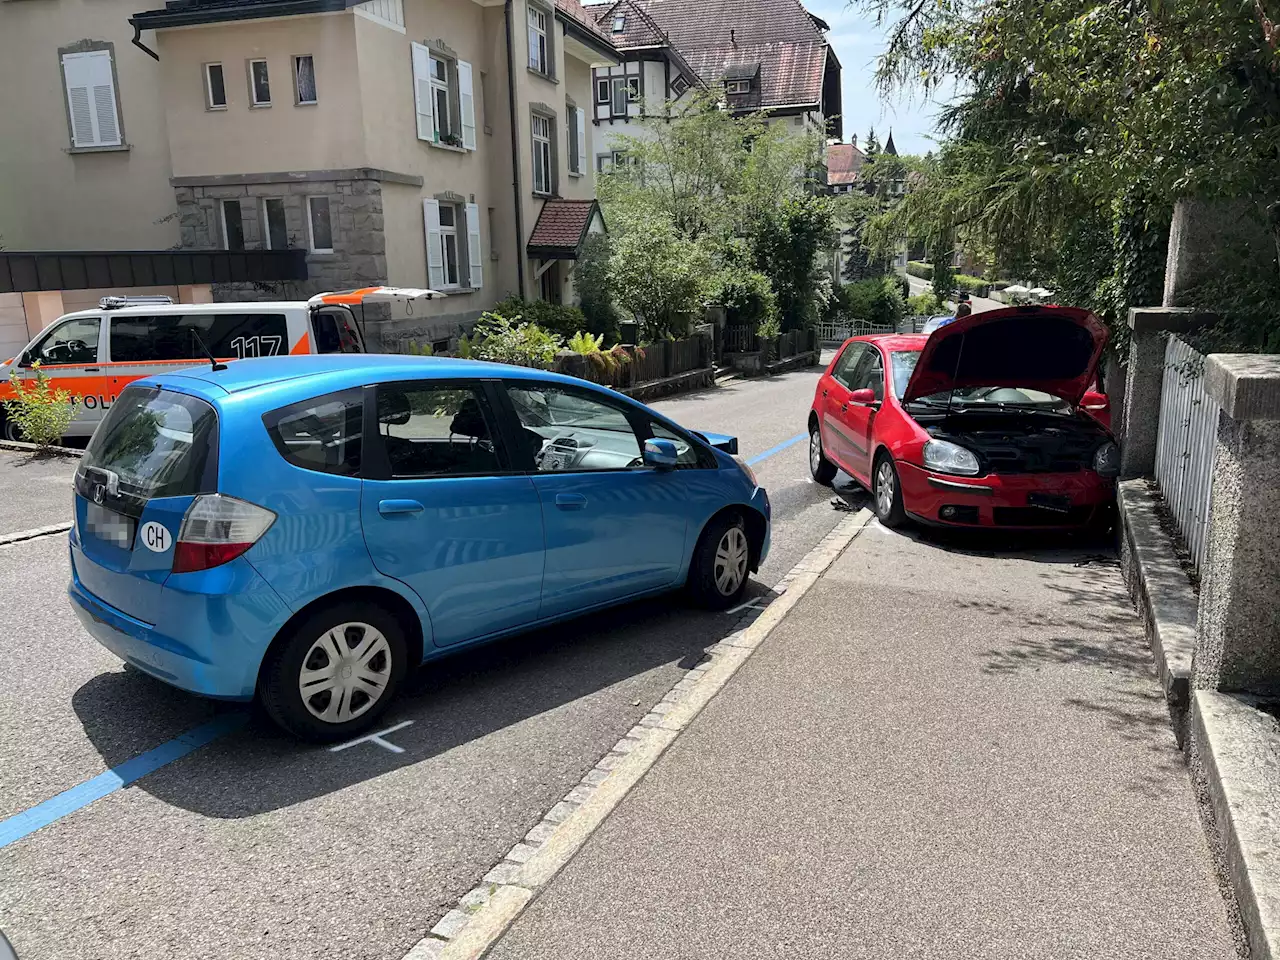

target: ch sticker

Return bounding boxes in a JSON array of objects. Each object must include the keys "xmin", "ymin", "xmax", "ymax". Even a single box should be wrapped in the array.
[{"xmin": 140, "ymin": 521, "xmax": 173, "ymax": 553}]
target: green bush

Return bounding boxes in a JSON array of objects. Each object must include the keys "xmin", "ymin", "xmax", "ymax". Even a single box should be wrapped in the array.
[
  {"xmin": 493, "ymin": 297, "xmax": 587, "ymax": 340},
  {"xmin": 704, "ymin": 267, "xmax": 778, "ymax": 330},
  {"xmin": 954, "ymin": 274, "xmax": 991, "ymax": 297},
  {"xmin": 471, "ymin": 311, "xmax": 563, "ymax": 367},
  {"xmin": 907, "ymin": 261, "xmax": 933, "ymax": 281},
  {"xmin": 3, "ymin": 364, "xmax": 81, "ymax": 448},
  {"xmin": 839, "ymin": 277, "xmax": 905, "ymax": 327},
  {"xmin": 576, "ymin": 234, "xmax": 619, "ymax": 342},
  {"xmin": 907, "ymin": 292, "xmax": 943, "ymax": 315}
]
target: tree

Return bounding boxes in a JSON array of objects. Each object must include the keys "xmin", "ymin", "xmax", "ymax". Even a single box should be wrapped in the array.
[
  {"xmin": 607, "ymin": 210, "xmax": 710, "ymax": 341},
  {"xmin": 749, "ymin": 195, "xmax": 839, "ymax": 331}
]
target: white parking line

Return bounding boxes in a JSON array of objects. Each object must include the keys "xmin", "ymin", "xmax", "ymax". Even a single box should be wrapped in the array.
[
  {"xmin": 723, "ymin": 595, "xmax": 774, "ymax": 616},
  {"xmin": 329, "ymin": 720, "xmax": 415, "ymax": 755}
]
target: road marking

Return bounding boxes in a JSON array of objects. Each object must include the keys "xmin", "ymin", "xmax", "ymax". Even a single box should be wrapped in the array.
[
  {"xmin": 722, "ymin": 596, "xmax": 772, "ymax": 616},
  {"xmin": 0, "ymin": 712, "xmax": 247, "ymax": 850},
  {"xmin": 746, "ymin": 432, "xmax": 807, "ymax": 466},
  {"xmin": 329, "ymin": 720, "xmax": 414, "ymax": 755}
]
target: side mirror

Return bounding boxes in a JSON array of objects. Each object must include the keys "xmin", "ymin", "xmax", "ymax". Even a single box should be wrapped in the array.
[
  {"xmin": 849, "ymin": 388, "xmax": 877, "ymax": 405},
  {"xmin": 1081, "ymin": 390, "xmax": 1109, "ymax": 411},
  {"xmin": 643, "ymin": 438, "xmax": 679, "ymax": 470}
]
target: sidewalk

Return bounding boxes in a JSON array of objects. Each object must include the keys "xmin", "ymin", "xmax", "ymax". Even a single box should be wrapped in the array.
[{"xmin": 484, "ymin": 525, "xmax": 1237, "ymax": 959}]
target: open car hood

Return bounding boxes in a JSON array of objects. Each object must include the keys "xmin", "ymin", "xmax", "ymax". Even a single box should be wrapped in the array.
[{"xmin": 901, "ymin": 305, "xmax": 1108, "ymax": 406}]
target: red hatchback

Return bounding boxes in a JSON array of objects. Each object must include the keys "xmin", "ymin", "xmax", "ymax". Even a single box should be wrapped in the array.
[{"xmin": 807, "ymin": 305, "xmax": 1119, "ymax": 530}]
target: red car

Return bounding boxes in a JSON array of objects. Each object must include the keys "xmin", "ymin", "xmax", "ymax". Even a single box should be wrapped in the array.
[{"xmin": 808, "ymin": 305, "xmax": 1118, "ymax": 530}]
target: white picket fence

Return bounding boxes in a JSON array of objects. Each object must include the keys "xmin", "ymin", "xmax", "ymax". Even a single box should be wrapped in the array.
[
  {"xmin": 815, "ymin": 320, "xmax": 896, "ymax": 344},
  {"xmin": 1154, "ymin": 335, "xmax": 1220, "ymax": 571}
]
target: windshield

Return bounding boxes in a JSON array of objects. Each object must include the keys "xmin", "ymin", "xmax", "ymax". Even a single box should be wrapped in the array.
[{"xmin": 890, "ymin": 350, "xmax": 1070, "ymax": 410}]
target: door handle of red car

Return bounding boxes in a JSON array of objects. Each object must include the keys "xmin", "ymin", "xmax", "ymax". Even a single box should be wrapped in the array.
[
  {"xmin": 822, "ymin": 389, "xmax": 828, "ymax": 397},
  {"xmin": 840, "ymin": 403, "xmax": 848, "ymax": 413}
]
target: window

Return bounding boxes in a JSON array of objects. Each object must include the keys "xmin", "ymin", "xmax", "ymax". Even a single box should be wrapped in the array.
[
  {"xmin": 109, "ymin": 313, "xmax": 289, "ymax": 362},
  {"xmin": 376, "ymin": 385, "xmax": 501, "ymax": 478},
  {"xmin": 430, "ymin": 55, "xmax": 452, "ymax": 140},
  {"xmin": 532, "ymin": 113, "xmax": 553, "ymax": 195},
  {"xmin": 612, "ymin": 14, "xmax": 625, "ymax": 31},
  {"xmin": 264, "ymin": 389, "xmax": 363, "ymax": 477},
  {"xmin": 648, "ymin": 421, "xmax": 704, "ymax": 469},
  {"xmin": 204, "ymin": 63, "xmax": 227, "ymax": 109},
  {"xmin": 726, "ymin": 79, "xmax": 750, "ymax": 95},
  {"xmin": 848, "ymin": 348, "xmax": 885, "ymax": 401},
  {"xmin": 294, "ymin": 55, "xmax": 317, "ymax": 105},
  {"xmin": 438, "ymin": 203, "xmax": 460, "ymax": 287},
  {"xmin": 508, "ymin": 385, "xmax": 642, "ymax": 472},
  {"xmin": 670, "ymin": 75, "xmax": 689, "ymax": 97},
  {"xmin": 308, "ymin": 196, "xmax": 333, "ymax": 252},
  {"xmin": 221, "ymin": 199, "xmax": 244, "ymax": 250},
  {"xmin": 61, "ymin": 49, "xmax": 121, "ymax": 149},
  {"xmin": 262, "ymin": 198, "xmax": 287, "ymax": 250},
  {"xmin": 890, "ymin": 351, "xmax": 921, "ymax": 399},
  {"xmin": 248, "ymin": 58, "xmax": 271, "ymax": 106},
  {"xmin": 567, "ymin": 104, "xmax": 583, "ymax": 175},
  {"xmin": 596, "ymin": 78, "xmax": 610, "ymax": 104},
  {"xmin": 528, "ymin": 5, "xmax": 549, "ymax": 74},
  {"xmin": 830, "ymin": 342, "xmax": 865, "ymax": 388},
  {"xmin": 609, "ymin": 76, "xmax": 639, "ymax": 116},
  {"xmin": 312, "ymin": 309, "xmax": 364, "ymax": 354},
  {"xmin": 27, "ymin": 317, "xmax": 100, "ymax": 366},
  {"xmin": 410, "ymin": 44, "xmax": 475, "ymax": 149}
]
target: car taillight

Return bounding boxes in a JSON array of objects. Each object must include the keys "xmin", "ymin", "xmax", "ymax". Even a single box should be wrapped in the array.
[{"xmin": 172, "ymin": 494, "xmax": 276, "ymax": 574}]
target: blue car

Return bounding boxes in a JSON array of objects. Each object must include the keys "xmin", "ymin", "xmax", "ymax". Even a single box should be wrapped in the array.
[{"xmin": 68, "ymin": 355, "xmax": 770, "ymax": 740}]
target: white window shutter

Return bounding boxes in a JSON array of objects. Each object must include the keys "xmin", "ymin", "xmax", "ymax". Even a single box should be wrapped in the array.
[
  {"xmin": 575, "ymin": 107, "xmax": 587, "ymax": 176},
  {"xmin": 465, "ymin": 202, "xmax": 483, "ymax": 290},
  {"xmin": 63, "ymin": 51, "xmax": 120, "ymax": 148},
  {"xmin": 458, "ymin": 60, "xmax": 477, "ymax": 151},
  {"xmin": 423, "ymin": 198, "xmax": 445, "ymax": 289},
  {"xmin": 411, "ymin": 42, "xmax": 434, "ymax": 142}
]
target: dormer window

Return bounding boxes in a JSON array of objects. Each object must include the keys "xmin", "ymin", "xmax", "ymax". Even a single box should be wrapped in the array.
[
  {"xmin": 726, "ymin": 79, "xmax": 750, "ymax": 94},
  {"xmin": 612, "ymin": 14, "xmax": 625, "ymax": 32},
  {"xmin": 723, "ymin": 63, "xmax": 759, "ymax": 95}
]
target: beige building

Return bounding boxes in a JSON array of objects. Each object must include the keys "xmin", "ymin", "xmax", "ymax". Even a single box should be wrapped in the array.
[{"xmin": 0, "ymin": 0, "xmax": 618, "ymax": 349}]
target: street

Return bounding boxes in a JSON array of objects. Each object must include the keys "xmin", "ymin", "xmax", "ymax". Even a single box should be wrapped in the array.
[
  {"xmin": 0, "ymin": 361, "xmax": 864, "ymax": 960},
  {"xmin": 906, "ymin": 273, "xmax": 1004, "ymax": 314}
]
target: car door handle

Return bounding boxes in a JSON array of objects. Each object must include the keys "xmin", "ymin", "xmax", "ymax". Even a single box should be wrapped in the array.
[
  {"xmin": 555, "ymin": 493, "xmax": 587, "ymax": 509},
  {"xmin": 841, "ymin": 403, "xmax": 848, "ymax": 412},
  {"xmin": 378, "ymin": 499, "xmax": 424, "ymax": 516}
]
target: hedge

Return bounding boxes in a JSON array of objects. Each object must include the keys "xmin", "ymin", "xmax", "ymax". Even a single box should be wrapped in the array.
[
  {"xmin": 906, "ymin": 261, "xmax": 933, "ymax": 281},
  {"xmin": 954, "ymin": 274, "xmax": 991, "ymax": 297}
]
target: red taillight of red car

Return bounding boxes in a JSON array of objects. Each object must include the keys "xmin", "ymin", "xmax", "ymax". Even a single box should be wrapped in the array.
[{"xmin": 171, "ymin": 494, "xmax": 277, "ymax": 574}]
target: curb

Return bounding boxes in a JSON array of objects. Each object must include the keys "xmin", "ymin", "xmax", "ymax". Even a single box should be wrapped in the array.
[
  {"xmin": 400, "ymin": 508, "xmax": 875, "ymax": 960},
  {"xmin": 1190, "ymin": 691, "xmax": 1280, "ymax": 959},
  {"xmin": 1117, "ymin": 479, "xmax": 1197, "ymax": 744},
  {"xmin": 0, "ymin": 522, "xmax": 72, "ymax": 547},
  {"xmin": 0, "ymin": 439, "xmax": 83, "ymax": 458}
]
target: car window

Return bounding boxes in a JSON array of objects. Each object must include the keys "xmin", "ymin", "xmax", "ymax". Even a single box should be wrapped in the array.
[
  {"xmin": 829, "ymin": 343, "xmax": 865, "ymax": 389},
  {"xmin": 848, "ymin": 348, "xmax": 885, "ymax": 401},
  {"xmin": 648, "ymin": 421, "xmax": 700, "ymax": 468},
  {"xmin": 264, "ymin": 388, "xmax": 363, "ymax": 476},
  {"xmin": 29, "ymin": 317, "xmax": 101, "ymax": 365},
  {"xmin": 890, "ymin": 350, "xmax": 921, "ymax": 398},
  {"xmin": 312, "ymin": 309, "xmax": 363, "ymax": 354},
  {"xmin": 110, "ymin": 313, "xmax": 289, "ymax": 363},
  {"xmin": 507, "ymin": 384, "xmax": 643, "ymax": 472},
  {"xmin": 376, "ymin": 384, "xmax": 501, "ymax": 478}
]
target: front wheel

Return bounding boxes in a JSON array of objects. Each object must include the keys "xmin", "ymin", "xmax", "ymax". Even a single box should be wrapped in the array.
[
  {"xmin": 872, "ymin": 454, "xmax": 907, "ymax": 528},
  {"xmin": 809, "ymin": 424, "xmax": 837, "ymax": 485},
  {"xmin": 1, "ymin": 416, "xmax": 25, "ymax": 443},
  {"xmin": 688, "ymin": 513, "xmax": 752, "ymax": 609},
  {"xmin": 259, "ymin": 603, "xmax": 408, "ymax": 742}
]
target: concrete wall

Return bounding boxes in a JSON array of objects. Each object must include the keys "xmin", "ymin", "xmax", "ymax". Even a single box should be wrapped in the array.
[
  {"xmin": 0, "ymin": 0, "xmax": 178, "ymax": 249},
  {"xmin": 0, "ymin": 295, "xmax": 31, "ymax": 362}
]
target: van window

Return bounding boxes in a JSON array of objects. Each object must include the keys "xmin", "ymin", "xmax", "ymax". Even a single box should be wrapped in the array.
[
  {"xmin": 77, "ymin": 386, "xmax": 219, "ymax": 516},
  {"xmin": 312, "ymin": 310, "xmax": 364, "ymax": 354},
  {"xmin": 28, "ymin": 317, "xmax": 101, "ymax": 366},
  {"xmin": 109, "ymin": 313, "xmax": 290, "ymax": 363},
  {"xmin": 263, "ymin": 389, "xmax": 363, "ymax": 476}
]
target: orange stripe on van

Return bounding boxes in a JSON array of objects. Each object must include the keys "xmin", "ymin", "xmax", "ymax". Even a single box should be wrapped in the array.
[
  {"xmin": 291, "ymin": 331, "xmax": 311, "ymax": 355},
  {"xmin": 312, "ymin": 287, "xmax": 380, "ymax": 305}
]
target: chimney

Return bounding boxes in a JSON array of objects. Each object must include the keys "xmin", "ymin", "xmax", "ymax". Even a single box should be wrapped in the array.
[{"xmin": 850, "ymin": 133, "xmax": 857, "ymax": 148}]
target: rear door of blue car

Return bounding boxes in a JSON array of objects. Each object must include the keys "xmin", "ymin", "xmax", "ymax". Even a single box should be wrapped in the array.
[{"xmin": 358, "ymin": 378, "xmax": 546, "ymax": 647}]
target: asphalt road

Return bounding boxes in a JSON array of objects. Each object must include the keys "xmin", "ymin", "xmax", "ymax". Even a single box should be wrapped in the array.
[
  {"xmin": 906, "ymin": 273, "xmax": 1004, "ymax": 314},
  {"xmin": 0, "ymin": 359, "xmax": 857, "ymax": 960}
]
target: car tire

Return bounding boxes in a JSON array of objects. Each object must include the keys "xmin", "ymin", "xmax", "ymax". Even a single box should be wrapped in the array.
[
  {"xmin": 809, "ymin": 423, "xmax": 837, "ymax": 485},
  {"xmin": 1, "ymin": 416, "xmax": 24, "ymax": 443},
  {"xmin": 688, "ymin": 512, "xmax": 752, "ymax": 609},
  {"xmin": 872, "ymin": 453, "xmax": 907, "ymax": 529},
  {"xmin": 259, "ymin": 602, "xmax": 408, "ymax": 742}
]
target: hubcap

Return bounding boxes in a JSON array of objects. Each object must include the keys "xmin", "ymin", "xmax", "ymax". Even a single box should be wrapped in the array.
[
  {"xmin": 809, "ymin": 429, "xmax": 822, "ymax": 473},
  {"xmin": 298, "ymin": 622, "xmax": 392, "ymax": 724},
  {"xmin": 713, "ymin": 526, "xmax": 749, "ymax": 596},
  {"xmin": 876, "ymin": 461, "xmax": 895, "ymax": 517}
]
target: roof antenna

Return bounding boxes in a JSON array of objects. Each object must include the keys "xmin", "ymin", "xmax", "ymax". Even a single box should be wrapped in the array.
[{"xmin": 192, "ymin": 331, "xmax": 228, "ymax": 372}]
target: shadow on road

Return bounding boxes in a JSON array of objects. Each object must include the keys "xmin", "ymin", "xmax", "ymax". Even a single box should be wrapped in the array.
[{"xmin": 70, "ymin": 584, "xmax": 772, "ymax": 819}]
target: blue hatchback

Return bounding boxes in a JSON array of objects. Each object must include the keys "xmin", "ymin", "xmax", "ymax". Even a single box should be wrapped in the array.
[{"xmin": 68, "ymin": 355, "xmax": 770, "ymax": 740}]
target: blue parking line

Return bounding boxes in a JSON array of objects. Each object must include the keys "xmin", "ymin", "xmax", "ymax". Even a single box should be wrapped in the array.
[
  {"xmin": 746, "ymin": 432, "xmax": 807, "ymax": 466},
  {"xmin": 0, "ymin": 712, "xmax": 247, "ymax": 850}
]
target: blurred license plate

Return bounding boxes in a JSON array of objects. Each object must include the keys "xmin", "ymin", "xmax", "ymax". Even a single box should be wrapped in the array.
[
  {"xmin": 1027, "ymin": 492, "xmax": 1071, "ymax": 514},
  {"xmin": 86, "ymin": 502, "xmax": 135, "ymax": 548}
]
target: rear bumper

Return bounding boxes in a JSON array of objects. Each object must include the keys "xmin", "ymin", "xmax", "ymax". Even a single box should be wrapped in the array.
[
  {"xmin": 897, "ymin": 461, "xmax": 1115, "ymax": 529},
  {"xmin": 69, "ymin": 541, "xmax": 291, "ymax": 700}
]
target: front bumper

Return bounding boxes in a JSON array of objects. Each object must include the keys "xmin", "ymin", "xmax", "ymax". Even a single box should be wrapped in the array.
[{"xmin": 897, "ymin": 461, "xmax": 1115, "ymax": 529}]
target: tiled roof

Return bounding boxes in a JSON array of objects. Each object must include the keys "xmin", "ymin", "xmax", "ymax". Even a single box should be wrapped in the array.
[
  {"xmin": 691, "ymin": 40, "xmax": 827, "ymax": 110},
  {"xmin": 527, "ymin": 199, "xmax": 603, "ymax": 257},
  {"xmin": 827, "ymin": 142, "xmax": 865, "ymax": 185},
  {"xmin": 555, "ymin": 0, "xmax": 617, "ymax": 46},
  {"xmin": 593, "ymin": 0, "xmax": 668, "ymax": 47}
]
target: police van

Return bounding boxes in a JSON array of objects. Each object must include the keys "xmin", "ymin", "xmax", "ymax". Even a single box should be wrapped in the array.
[{"xmin": 0, "ymin": 287, "xmax": 440, "ymax": 441}]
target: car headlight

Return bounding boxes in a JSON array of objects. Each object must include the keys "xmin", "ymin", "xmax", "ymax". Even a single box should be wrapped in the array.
[
  {"xmin": 1093, "ymin": 441, "xmax": 1120, "ymax": 477},
  {"xmin": 733, "ymin": 455, "xmax": 758, "ymax": 488},
  {"xmin": 922, "ymin": 439, "xmax": 980, "ymax": 476}
]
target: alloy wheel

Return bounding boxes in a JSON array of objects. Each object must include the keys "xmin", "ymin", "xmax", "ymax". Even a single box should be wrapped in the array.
[
  {"xmin": 876, "ymin": 460, "xmax": 895, "ymax": 518},
  {"xmin": 713, "ymin": 526, "xmax": 749, "ymax": 596},
  {"xmin": 298, "ymin": 622, "xmax": 392, "ymax": 724},
  {"xmin": 809, "ymin": 429, "xmax": 823, "ymax": 473}
]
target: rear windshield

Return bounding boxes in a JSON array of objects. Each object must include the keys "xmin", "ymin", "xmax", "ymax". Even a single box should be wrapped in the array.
[{"xmin": 77, "ymin": 386, "xmax": 219, "ymax": 515}]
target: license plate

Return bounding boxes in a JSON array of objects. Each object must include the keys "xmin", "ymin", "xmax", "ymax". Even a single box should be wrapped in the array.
[
  {"xmin": 1027, "ymin": 492, "xmax": 1071, "ymax": 514},
  {"xmin": 86, "ymin": 501, "xmax": 136, "ymax": 548}
]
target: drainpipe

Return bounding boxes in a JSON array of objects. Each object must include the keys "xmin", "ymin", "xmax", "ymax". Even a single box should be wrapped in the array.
[
  {"xmin": 504, "ymin": 0, "xmax": 527, "ymax": 299},
  {"xmin": 130, "ymin": 21, "xmax": 159, "ymax": 60}
]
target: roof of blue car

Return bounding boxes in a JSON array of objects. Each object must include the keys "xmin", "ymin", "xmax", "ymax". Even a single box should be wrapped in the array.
[{"xmin": 146, "ymin": 354, "xmax": 604, "ymax": 397}]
